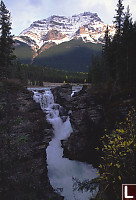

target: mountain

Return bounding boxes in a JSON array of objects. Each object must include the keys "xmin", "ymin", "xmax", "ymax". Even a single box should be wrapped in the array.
[
  {"xmin": 14, "ymin": 40, "xmax": 35, "ymax": 64},
  {"xmin": 14, "ymin": 12, "xmax": 115, "ymax": 72},
  {"xmin": 33, "ymin": 39, "xmax": 102, "ymax": 72}
]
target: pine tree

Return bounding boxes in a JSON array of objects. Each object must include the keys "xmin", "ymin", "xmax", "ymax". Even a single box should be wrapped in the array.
[
  {"xmin": 114, "ymin": 0, "xmax": 124, "ymax": 37},
  {"xmin": 112, "ymin": 0, "xmax": 124, "ymax": 84},
  {"xmin": 102, "ymin": 25, "xmax": 112, "ymax": 80},
  {"xmin": 124, "ymin": 9, "xmax": 136, "ymax": 85},
  {"xmin": 121, "ymin": 6, "xmax": 132, "ymax": 83},
  {"xmin": 104, "ymin": 26, "xmax": 111, "ymax": 48},
  {"xmin": 0, "ymin": 0, "xmax": 15, "ymax": 78}
]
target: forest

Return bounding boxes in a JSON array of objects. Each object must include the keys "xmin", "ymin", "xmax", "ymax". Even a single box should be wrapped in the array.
[
  {"xmin": 9, "ymin": 63, "xmax": 88, "ymax": 85},
  {"xmin": 0, "ymin": 1, "xmax": 87, "ymax": 84},
  {"xmin": 88, "ymin": 3, "xmax": 136, "ymax": 88},
  {"xmin": 0, "ymin": 0, "xmax": 136, "ymax": 200},
  {"xmin": 0, "ymin": 0, "xmax": 136, "ymax": 87},
  {"xmin": 76, "ymin": 1, "xmax": 136, "ymax": 200}
]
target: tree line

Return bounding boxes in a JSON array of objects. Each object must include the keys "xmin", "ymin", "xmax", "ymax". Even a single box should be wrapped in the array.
[
  {"xmin": 1, "ymin": 0, "xmax": 136, "ymax": 87},
  {"xmin": 0, "ymin": 0, "xmax": 87, "ymax": 84},
  {"xmin": 9, "ymin": 63, "xmax": 88, "ymax": 85},
  {"xmin": 88, "ymin": 0, "xmax": 136, "ymax": 88},
  {"xmin": 0, "ymin": 0, "xmax": 15, "ymax": 78}
]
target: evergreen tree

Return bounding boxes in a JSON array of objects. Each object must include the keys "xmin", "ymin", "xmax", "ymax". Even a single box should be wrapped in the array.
[
  {"xmin": 104, "ymin": 25, "xmax": 111, "ymax": 48},
  {"xmin": 114, "ymin": 0, "xmax": 124, "ymax": 37},
  {"xmin": 0, "ymin": 0, "xmax": 15, "ymax": 78},
  {"xmin": 88, "ymin": 54, "xmax": 102, "ymax": 84},
  {"xmin": 102, "ymin": 25, "xmax": 112, "ymax": 80},
  {"xmin": 121, "ymin": 6, "xmax": 132, "ymax": 83},
  {"xmin": 88, "ymin": 0, "xmax": 136, "ymax": 89},
  {"xmin": 112, "ymin": 0, "xmax": 124, "ymax": 84}
]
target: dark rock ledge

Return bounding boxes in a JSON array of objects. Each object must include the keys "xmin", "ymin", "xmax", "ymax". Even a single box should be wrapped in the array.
[
  {"xmin": 52, "ymin": 84, "xmax": 104, "ymax": 166},
  {"xmin": 0, "ymin": 80, "xmax": 63, "ymax": 200},
  {"xmin": 52, "ymin": 84, "xmax": 135, "ymax": 167}
]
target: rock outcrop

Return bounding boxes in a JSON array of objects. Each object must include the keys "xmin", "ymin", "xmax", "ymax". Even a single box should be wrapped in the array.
[
  {"xmin": 51, "ymin": 84, "xmax": 72, "ymax": 111},
  {"xmin": 52, "ymin": 84, "xmax": 105, "ymax": 166},
  {"xmin": 14, "ymin": 12, "xmax": 115, "ymax": 52},
  {"xmin": 52, "ymin": 84, "xmax": 136, "ymax": 167},
  {"xmin": 0, "ymin": 80, "xmax": 63, "ymax": 200}
]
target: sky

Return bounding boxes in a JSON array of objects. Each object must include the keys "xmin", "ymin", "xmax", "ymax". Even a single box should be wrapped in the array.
[{"xmin": 4, "ymin": 0, "xmax": 136, "ymax": 36}]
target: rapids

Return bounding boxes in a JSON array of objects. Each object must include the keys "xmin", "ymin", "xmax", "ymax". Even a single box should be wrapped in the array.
[{"xmin": 28, "ymin": 87, "xmax": 97, "ymax": 200}]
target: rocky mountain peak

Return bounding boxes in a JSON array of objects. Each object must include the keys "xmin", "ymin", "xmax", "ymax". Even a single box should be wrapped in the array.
[{"xmin": 14, "ymin": 12, "xmax": 115, "ymax": 52}]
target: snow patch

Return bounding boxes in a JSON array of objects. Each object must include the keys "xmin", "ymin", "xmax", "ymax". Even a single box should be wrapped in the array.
[{"xmin": 15, "ymin": 12, "xmax": 115, "ymax": 51}]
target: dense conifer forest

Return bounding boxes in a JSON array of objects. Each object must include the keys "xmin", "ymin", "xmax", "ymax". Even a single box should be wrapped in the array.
[
  {"xmin": 74, "ymin": 1, "xmax": 136, "ymax": 200},
  {"xmin": 0, "ymin": 0, "xmax": 136, "ymax": 200},
  {"xmin": 88, "ymin": 1, "xmax": 136, "ymax": 88},
  {"xmin": 9, "ymin": 63, "xmax": 88, "ymax": 85}
]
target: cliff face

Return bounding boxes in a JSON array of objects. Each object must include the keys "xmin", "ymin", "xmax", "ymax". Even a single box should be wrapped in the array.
[
  {"xmin": 62, "ymin": 89, "xmax": 105, "ymax": 166},
  {"xmin": 52, "ymin": 84, "xmax": 105, "ymax": 166},
  {"xmin": 0, "ymin": 80, "xmax": 63, "ymax": 200},
  {"xmin": 14, "ymin": 12, "xmax": 115, "ymax": 52},
  {"xmin": 14, "ymin": 12, "xmax": 114, "ymax": 71},
  {"xmin": 52, "ymin": 84, "xmax": 136, "ymax": 167}
]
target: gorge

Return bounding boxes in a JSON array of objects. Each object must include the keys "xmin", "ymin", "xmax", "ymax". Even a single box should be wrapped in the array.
[
  {"xmin": 0, "ymin": 81, "xmax": 135, "ymax": 200},
  {"xmin": 29, "ymin": 86, "xmax": 98, "ymax": 200}
]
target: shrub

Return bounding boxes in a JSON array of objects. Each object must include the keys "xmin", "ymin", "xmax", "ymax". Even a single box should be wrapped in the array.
[
  {"xmin": 97, "ymin": 107, "xmax": 136, "ymax": 199},
  {"xmin": 73, "ymin": 107, "xmax": 136, "ymax": 200}
]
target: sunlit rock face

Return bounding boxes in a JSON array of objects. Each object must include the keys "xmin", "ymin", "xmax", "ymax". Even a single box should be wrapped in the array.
[{"xmin": 14, "ymin": 12, "xmax": 115, "ymax": 52}]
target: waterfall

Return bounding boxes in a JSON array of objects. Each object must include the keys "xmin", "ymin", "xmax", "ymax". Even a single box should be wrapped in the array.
[{"xmin": 29, "ymin": 87, "xmax": 97, "ymax": 200}]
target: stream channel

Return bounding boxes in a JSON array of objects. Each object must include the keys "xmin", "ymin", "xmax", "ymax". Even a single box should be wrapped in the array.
[{"xmin": 28, "ymin": 86, "xmax": 97, "ymax": 200}]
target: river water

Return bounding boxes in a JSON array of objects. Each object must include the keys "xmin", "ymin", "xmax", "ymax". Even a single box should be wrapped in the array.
[{"xmin": 28, "ymin": 86, "xmax": 97, "ymax": 200}]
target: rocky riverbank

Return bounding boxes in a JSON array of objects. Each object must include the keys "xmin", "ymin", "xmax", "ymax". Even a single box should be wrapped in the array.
[
  {"xmin": 52, "ymin": 84, "xmax": 136, "ymax": 167},
  {"xmin": 52, "ymin": 84, "xmax": 105, "ymax": 166},
  {"xmin": 0, "ymin": 80, "xmax": 63, "ymax": 200}
]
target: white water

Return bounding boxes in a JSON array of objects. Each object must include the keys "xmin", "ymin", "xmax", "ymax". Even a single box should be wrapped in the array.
[
  {"xmin": 71, "ymin": 86, "xmax": 83, "ymax": 97},
  {"xmin": 29, "ymin": 87, "xmax": 97, "ymax": 200}
]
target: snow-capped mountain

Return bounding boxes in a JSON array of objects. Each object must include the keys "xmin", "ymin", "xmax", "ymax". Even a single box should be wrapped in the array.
[{"xmin": 14, "ymin": 12, "xmax": 115, "ymax": 52}]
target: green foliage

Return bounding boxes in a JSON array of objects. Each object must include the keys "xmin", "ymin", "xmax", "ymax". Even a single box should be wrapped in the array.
[
  {"xmin": 88, "ymin": 1, "xmax": 136, "ymax": 88},
  {"xmin": 9, "ymin": 62, "xmax": 88, "ymax": 84},
  {"xmin": 88, "ymin": 54, "xmax": 103, "ymax": 84},
  {"xmin": 73, "ymin": 177, "xmax": 99, "ymax": 196},
  {"xmin": 97, "ymin": 107, "xmax": 136, "ymax": 199},
  {"xmin": 72, "ymin": 108, "xmax": 136, "ymax": 200},
  {"xmin": 114, "ymin": 0, "xmax": 124, "ymax": 36},
  {"xmin": 17, "ymin": 135, "xmax": 28, "ymax": 144},
  {"xmin": 34, "ymin": 39, "xmax": 102, "ymax": 72},
  {"xmin": 14, "ymin": 40, "xmax": 34, "ymax": 64},
  {"xmin": 14, "ymin": 38, "xmax": 102, "ymax": 72},
  {"xmin": 0, "ymin": 0, "xmax": 16, "ymax": 78},
  {"xmin": 14, "ymin": 116, "xmax": 23, "ymax": 125}
]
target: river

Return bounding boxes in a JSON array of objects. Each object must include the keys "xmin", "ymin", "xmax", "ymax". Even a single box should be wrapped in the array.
[{"xmin": 28, "ymin": 86, "xmax": 97, "ymax": 200}]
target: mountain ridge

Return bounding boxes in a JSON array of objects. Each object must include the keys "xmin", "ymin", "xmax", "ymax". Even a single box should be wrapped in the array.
[
  {"xmin": 13, "ymin": 12, "xmax": 115, "ymax": 72},
  {"xmin": 14, "ymin": 11, "xmax": 115, "ymax": 52}
]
